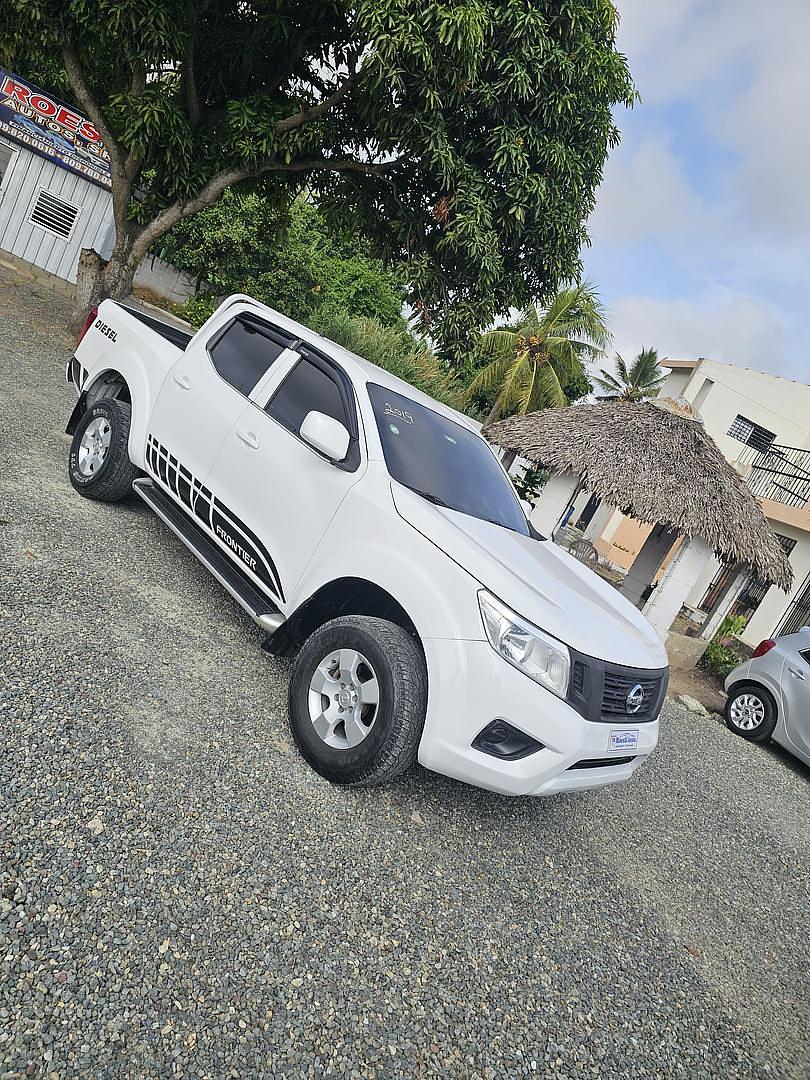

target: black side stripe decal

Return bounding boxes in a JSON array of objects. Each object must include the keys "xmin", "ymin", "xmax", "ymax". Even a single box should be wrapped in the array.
[{"xmin": 145, "ymin": 434, "xmax": 285, "ymax": 603}]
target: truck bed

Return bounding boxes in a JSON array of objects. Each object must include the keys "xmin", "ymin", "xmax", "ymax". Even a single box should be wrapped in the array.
[{"xmin": 119, "ymin": 304, "xmax": 194, "ymax": 352}]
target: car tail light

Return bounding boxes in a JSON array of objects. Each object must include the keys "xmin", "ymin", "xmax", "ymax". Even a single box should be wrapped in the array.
[
  {"xmin": 76, "ymin": 305, "xmax": 98, "ymax": 347},
  {"xmin": 751, "ymin": 639, "xmax": 776, "ymax": 658}
]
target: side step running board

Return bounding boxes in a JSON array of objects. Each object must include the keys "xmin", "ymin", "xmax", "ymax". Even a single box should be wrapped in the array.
[{"xmin": 133, "ymin": 477, "xmax": 285, "ymax": 633}]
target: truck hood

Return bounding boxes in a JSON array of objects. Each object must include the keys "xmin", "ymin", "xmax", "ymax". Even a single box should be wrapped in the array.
[{"xmin": 392, "ymin": 485, "xmax": 668, "ymax": 670}]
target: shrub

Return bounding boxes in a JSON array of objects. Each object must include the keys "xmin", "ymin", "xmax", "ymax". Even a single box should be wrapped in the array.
[{"xmin": 701, "ymin": 615, "xmax": 748, "ymax": 679}]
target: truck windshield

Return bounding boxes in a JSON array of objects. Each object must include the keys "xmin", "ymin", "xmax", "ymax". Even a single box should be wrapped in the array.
[{"xmin": 367, "ymin": 383, "xmax": 530, "ymax": 535}]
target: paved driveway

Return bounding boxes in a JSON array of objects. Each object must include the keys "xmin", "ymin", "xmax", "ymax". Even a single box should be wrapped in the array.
[{"xmin": 1, "ymin": 268, "xmax": 808, "ymax": 1078}]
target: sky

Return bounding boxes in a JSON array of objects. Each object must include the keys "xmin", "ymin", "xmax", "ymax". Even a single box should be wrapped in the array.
[{"xmin": 584, "ymin": 0, "xmax": 810, "ymax": 383}]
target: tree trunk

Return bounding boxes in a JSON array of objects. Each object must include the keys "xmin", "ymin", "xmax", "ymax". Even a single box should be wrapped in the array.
[{"xmin": 71, "ymin": 246, "xmax": 138, "ymax": 332}]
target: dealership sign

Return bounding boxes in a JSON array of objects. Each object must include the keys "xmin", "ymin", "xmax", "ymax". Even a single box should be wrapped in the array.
[{"xmin": 0, "ymin": 71, "xmax": 111, "ymax": 189}]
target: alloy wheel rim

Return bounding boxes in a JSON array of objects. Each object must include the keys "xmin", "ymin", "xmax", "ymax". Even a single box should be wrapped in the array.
[
  {"xmin": 78, "ymin": 416, "xmax": 112, "ymax": 477},
  {"xmin": 729, "ymin": 693, "xmax": 765, "ymax": 730},
  {"xmin": 307, "ymin": 648, "xmax": 380, "ymax": 750}
]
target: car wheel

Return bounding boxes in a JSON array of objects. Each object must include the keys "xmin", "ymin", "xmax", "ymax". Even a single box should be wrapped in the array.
[
  {"xmin": 68, "ymin": 398, "xmax": 138, "ymax": 502},
  {"xmin": 288, "ymin": 616, "xmax": 427, "ymax": 787},
  {"xmin": 724, "ymin": 682, "xmax": 778, "ymax": 743}
]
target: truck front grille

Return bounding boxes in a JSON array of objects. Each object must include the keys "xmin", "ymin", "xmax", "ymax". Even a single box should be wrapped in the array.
[
  {"xmin": 601, "ymin": 672, "xmax": 662, "ymax": 717},
  {"xmin": 566, "ymin": 650, "xmax": 668, "ymax": 725}
]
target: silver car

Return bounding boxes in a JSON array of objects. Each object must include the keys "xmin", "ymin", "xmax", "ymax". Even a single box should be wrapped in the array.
[{"xmin": 724, "ymin": 630, "xmax": 810, "ymax": 768}]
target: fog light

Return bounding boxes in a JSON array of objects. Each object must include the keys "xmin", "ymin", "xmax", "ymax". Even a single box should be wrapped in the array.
[{"xmin": 472, "ymin": 720, "xmax": 544, "ymax": 761}]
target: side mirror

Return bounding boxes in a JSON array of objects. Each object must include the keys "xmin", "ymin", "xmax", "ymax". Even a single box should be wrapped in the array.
[
  {"xmin": 300, "ymin": 410, "xmax": 350, "ymax": 462},
  {"xmin": 520, "ymin": 499, "xmax": 533, "ymax": 519}
]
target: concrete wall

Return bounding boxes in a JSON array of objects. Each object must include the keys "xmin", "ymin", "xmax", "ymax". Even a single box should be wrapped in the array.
[
  {"xmin": 529, "ymin": 472, "xmax": 579, "ymax": 537},
  {"xmin": 682, "ymin": 525, "xmax": 810, "ymax": 645},
  {"xmin": 741, "ymin": 526, "xmax": 810, "ymax": 644},
  {"xmin": 621, "ymin": 525, "xmax": 679, "ymax": 604},
  {"xmin": 643, "ymin": 536, "xmax": 712, "ymax": 638},
  {"xmin": 133, "ymin": 255, "xmax": 198, "ymax": 305},
  {"xmin": 665, "ymin": 359, "xmax": 810, "ymax": 456},
  {"xmin": 595, "ymin": 516, "xmax": 653, "ymax": 570}
]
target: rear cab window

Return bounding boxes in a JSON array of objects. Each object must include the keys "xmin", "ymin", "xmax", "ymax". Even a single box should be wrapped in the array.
[{"xmin": 207, "ymin": 314, "xmax": 289, "ymax": 396}]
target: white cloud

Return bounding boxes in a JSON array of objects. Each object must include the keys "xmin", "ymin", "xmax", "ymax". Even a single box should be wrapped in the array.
[
  {"xmin": 588, "ymin": 134, "xmax": 707, "ymax": 247},
  {"xmin": 615, "ymin": 0, "xmax": 765, "ymax": 107},
  {"xmin": 708, "ymin": 54, "xmax": 810, "ymax": 236},
  {"xmin": 597, "ymin": 293, "xmax": 799, "ymax": 379},
  {"xmin": 585, "ymin": 2, "xmax": 810, "ymax": 381}
]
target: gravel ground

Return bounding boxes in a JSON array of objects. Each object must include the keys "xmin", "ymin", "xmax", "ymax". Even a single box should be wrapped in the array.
[{"xmin": 1, "ymin": 265, "xmax": 809, "ymax": 1079}]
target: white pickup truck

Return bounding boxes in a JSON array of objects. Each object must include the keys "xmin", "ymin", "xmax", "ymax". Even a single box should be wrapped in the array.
[{"xmin": 65, "ymin": 295, "xmax": 668, "ymax": 796}]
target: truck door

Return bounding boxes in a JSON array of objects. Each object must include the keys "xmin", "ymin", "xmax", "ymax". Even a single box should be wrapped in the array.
[
  {"xmin": 146, "ymin": 312, "xmax": 292, "ymax": 501},
  {"xmin": 205, "ymin": 348, "xmax": 364, "ymax": 607}
]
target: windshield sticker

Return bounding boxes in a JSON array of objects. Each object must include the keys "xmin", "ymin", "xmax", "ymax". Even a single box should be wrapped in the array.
[
  {"xmin": 389, "ymin": 423, "xmax": 400, "ymax": 435},
  {"xmin": 384, "ymin": 402, "xmax": 414, "ymax": 424},
  {"xmin": 444, "ymin": 434, "xmax": 457, "ymax": 444}
]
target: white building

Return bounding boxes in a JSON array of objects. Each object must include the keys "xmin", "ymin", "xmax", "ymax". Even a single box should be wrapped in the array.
[{"xmin": 582, "ymin": 358, "xmax": 810, "ymax": 647}]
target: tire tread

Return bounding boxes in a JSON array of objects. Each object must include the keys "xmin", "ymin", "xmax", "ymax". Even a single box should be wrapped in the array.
[
  {"xmin": 69, "ymin": 399, "xmax": 138, "ymax": 503},
  {"xmin": 289, "ymin": 615, "xmax": 427, "ymax": 787}
]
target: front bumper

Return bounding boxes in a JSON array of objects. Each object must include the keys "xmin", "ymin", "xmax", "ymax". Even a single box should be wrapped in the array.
[{"xmin": 418, "ymin": 638, "xmax": 660, "ymax": 796}]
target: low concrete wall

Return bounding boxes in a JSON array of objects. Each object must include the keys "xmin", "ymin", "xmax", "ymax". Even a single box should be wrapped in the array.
[
  {"xmin": 666, "ymin": 631, "xmax": 709, "ymax": 671},
  {"xmin": 1, "ymin": 249, "xmax": 198, "ymax": 309},
  {"xmin": 134, "ymin": 256, "xmax": 197, "ymax": 304}
]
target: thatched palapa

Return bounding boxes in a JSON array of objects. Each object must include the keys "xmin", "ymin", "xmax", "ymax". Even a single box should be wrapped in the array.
[{"xmin": 485, "ymin": 399, "xmax": 793, "ymax": 591}]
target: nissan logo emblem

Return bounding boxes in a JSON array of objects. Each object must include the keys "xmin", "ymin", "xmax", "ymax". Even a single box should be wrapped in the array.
[{"xmin": 626, "ymin": 684, "xmax": 645, "ymax": 714}]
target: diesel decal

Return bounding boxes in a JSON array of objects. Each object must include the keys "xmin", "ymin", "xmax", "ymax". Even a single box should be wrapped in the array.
[
  {"xmin": 214, "ymin": 522, "xmax": 257, "ymax": 571},
  {"xmin": 94, "ymin": 319, "xmax": 117, "ymax": 342},
  {"xmin": 145, "ymin": 434, "xmax": 284, "ymax": 602}
]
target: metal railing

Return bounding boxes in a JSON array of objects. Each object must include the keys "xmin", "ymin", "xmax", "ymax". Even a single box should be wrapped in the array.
[{"xmin": 737, "ymin": 442, "xmax": 810, "ymax": 509}]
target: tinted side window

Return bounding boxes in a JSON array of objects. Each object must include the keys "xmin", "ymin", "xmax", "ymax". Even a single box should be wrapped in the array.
[
  {"xmin": 266, "ymin": 358, "xmax": 348, "ymax": 436},
  {"xmin": 209, "ymin": 316, "xmax": 287, "ymax": 395}
]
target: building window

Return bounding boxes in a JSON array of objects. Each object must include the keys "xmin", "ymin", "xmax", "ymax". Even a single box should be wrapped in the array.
[
  {"xmin": 28, "ymin": 187, "xmax": 81, "ymax": 240},
  {"xmin": 727, "ymin": 414, "xmax": 775, "ymax": 453}
]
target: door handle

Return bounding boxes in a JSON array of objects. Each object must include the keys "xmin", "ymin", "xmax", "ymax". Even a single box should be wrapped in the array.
[
  {"xmin": 235, "ymin": 428, "xmax": 260, "ymax": 449},
  {"xmin": 173, "ymin": 373, "xmax": 191, "ymax": 390},
  {"xmin": 788, "ymin": 666, "xmax": 806, "ymax": 680}
]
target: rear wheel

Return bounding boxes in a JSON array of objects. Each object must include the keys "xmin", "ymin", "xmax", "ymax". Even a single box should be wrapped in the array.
[
  {"xmin": 724, "ymin": 683, "xmax": 778, "ymax": 743},
  {"xmin": 68, "ymin": 398, "xmax": 138, "ymax": 503},
  {"xmin": 288, "ymin": 616, "xmax": 427, "ymax": 786}
]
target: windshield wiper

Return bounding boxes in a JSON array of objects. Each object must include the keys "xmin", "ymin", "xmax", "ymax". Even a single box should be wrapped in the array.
[{"xmin": 406, "ymin": 486, "xmax": 452, "ymax": 509}]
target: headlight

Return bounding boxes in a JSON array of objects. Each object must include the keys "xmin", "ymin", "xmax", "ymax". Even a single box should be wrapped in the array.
[{"xmin": 478, "ymin": 590, "xmax": 570, "ymax": 698}]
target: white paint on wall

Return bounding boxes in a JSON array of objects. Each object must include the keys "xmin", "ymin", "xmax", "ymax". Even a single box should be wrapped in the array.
[
  {"xmin": 741, "ymin": 527, "xmax": 810, "ymax": 645},
  {"xmin": 643, "ymin": 535, "xmax": 712, "ymax": 638},
  {"xmin": 666, "ymin": 359, "xmax": 810, "ymax": 457},
  {"xmin": 530, "ymin": 471, "xmax": 579, "ymax": 537}
]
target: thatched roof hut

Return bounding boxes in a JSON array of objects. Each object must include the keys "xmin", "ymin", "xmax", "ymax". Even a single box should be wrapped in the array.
[{"xmin": 485, "ymin": 399, "xmax": 793, "ymax": 591}]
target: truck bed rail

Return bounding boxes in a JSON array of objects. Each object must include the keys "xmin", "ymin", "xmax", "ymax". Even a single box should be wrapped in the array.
[{"xmin": 119, "ymin": 304, "xmax": 193, "ymax": 351}]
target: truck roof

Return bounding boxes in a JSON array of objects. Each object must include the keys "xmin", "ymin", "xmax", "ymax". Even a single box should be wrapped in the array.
[{"xmin": 216, "ymin": 294, "xmax": 481, "ymax": 434}]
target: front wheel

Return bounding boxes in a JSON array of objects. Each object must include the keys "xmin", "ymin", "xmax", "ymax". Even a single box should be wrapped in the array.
[
  {"xmin": 724, "ymin": 683, "xmax": 778, "ymax": 743},
  {"xmin": 68, "ymin": 398, "xmax": 138, "ymax": 502},
  {"xmin": 288, "ymin": 616, "xmax": 427, "ymax": 787}
]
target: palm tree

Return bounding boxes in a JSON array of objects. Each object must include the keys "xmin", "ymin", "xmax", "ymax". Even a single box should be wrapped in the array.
[
  {"xmin": 465, "ymin": 282, "xmax": 611, "ymax": 428},
  {"xmin": 593, "ymin": 347, "xmax": 666, "ymax": 401}
]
